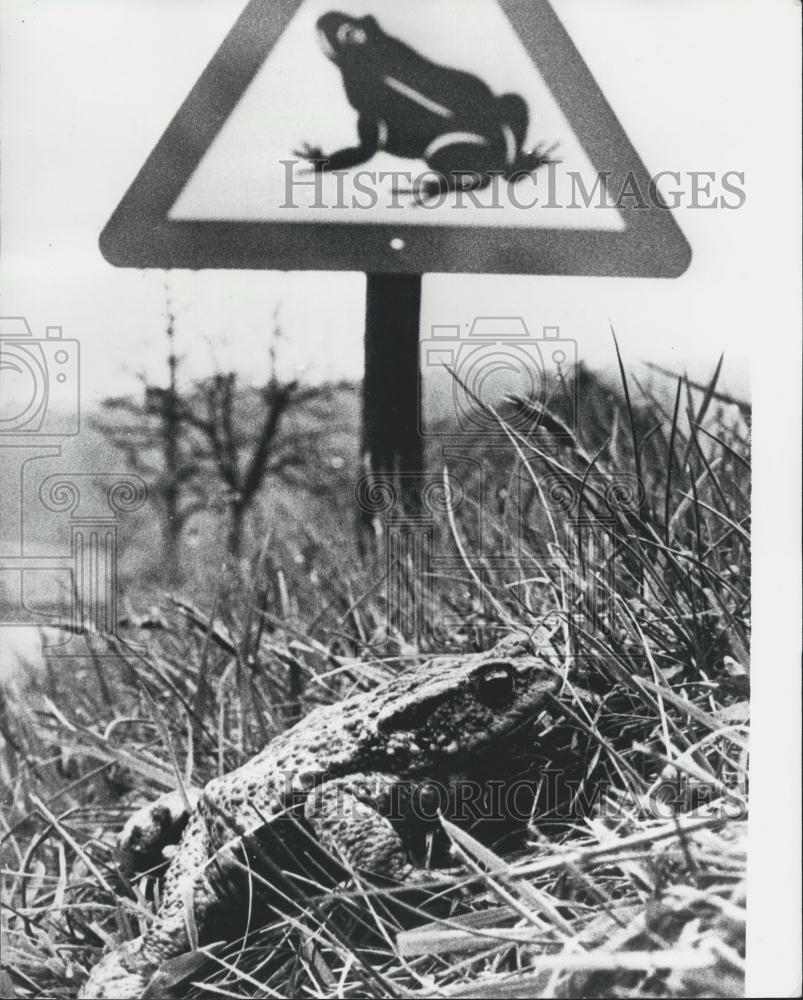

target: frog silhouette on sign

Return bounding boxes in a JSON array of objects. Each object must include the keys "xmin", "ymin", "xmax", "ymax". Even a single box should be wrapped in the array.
[{"xmin": 296, "ymin": 11, "xmax": 555, "ymax": 203}]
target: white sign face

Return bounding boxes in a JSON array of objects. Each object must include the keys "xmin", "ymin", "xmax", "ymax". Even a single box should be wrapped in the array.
[
  {"xmin": 170, "ymin": 0, "xmax": 624, "ymax": 232},
  {"xmin": 99, "ymin": 0, "xmax": 690, "ymax": 275}
]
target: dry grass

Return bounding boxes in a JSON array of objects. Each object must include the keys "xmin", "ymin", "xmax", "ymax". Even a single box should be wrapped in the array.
[{"xmin": 0, "ymin": 360, "xmax": 750, "ymax": 998}]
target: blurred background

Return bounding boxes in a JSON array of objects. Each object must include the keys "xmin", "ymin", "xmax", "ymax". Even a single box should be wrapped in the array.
[{"xmin": 1, "ymin": 0, "xmax": 799, "ymax": 678}]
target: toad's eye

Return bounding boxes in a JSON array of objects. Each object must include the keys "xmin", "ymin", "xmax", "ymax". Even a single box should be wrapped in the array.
[
  {"xmin": 337, "ymin": 23, "xmax": 367, "ymax": 45},
  {"xmin": 475, "ymin": 662, "xmax": 515, "ymax": 707}
]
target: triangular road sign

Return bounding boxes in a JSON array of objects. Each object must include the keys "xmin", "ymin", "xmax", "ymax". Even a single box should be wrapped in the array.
[{"xmin": 100, "ymin": 0, "xmax": 691, "ymax": 277}]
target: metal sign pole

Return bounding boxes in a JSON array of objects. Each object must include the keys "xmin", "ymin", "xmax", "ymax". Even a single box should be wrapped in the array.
[{"xmin": 359, "ymin": 273, "xmax": 423, "ymax": 545}]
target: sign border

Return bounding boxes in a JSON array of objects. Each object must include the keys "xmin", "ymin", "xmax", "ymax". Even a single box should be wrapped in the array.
[{"xmin": 99, "ymin": 0, "xmax": 692, "ymax": 277}]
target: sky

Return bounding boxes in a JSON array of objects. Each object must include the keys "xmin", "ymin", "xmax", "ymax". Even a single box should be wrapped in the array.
[{"xmin": 1, "ymin": 0, "xmax": 799, "ymax": 413}]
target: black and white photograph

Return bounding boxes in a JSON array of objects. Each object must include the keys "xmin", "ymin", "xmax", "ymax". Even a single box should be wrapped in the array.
[{"xmin": 0, "ymin": 2, "xmax": 800, "ymax": 997}]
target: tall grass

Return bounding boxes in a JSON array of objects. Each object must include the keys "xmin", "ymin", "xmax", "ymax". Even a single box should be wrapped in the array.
[{"xmin": 0, "ymin": 360, "xmax": 750, "ymax": 999}]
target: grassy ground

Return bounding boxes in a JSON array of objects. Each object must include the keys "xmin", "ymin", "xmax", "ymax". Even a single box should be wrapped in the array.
[{"xmin": 0, "ymin": 360, "xmax": 750, "ymax": 998}]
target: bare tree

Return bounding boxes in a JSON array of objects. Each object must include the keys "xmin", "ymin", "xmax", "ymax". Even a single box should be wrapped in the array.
[
  {"xmin": 94, "ymin": 289, "xmax": 200, "ymax": 583},
  {"xmin": 182, "ymin": 367, "xmax": 322, "ymax": 557},
  {"xmin": 96, "ymin": 304, "xmax": 333, "ymax": 566}
]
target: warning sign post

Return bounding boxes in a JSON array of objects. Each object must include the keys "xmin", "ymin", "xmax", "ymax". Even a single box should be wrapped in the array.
[{"xmin": 100, "ymin": 0, "xmax": 691, "ymax": 541}]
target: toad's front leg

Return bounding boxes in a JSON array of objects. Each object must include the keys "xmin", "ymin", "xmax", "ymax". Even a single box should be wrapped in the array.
[
  {"xmin": 304, "ymin": 771, "xmax": 442, "ymax": 884},
  {"xmin": 118, "ymin": 788, "xmax": 201, "ymax": 877},
  {"xmin": 80, "ymin": 809, "xmax": 219, "ymax": 999},
  {"xmin": 81, "ymin": 781, "xmax": 259, "ymax": 1000}
]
